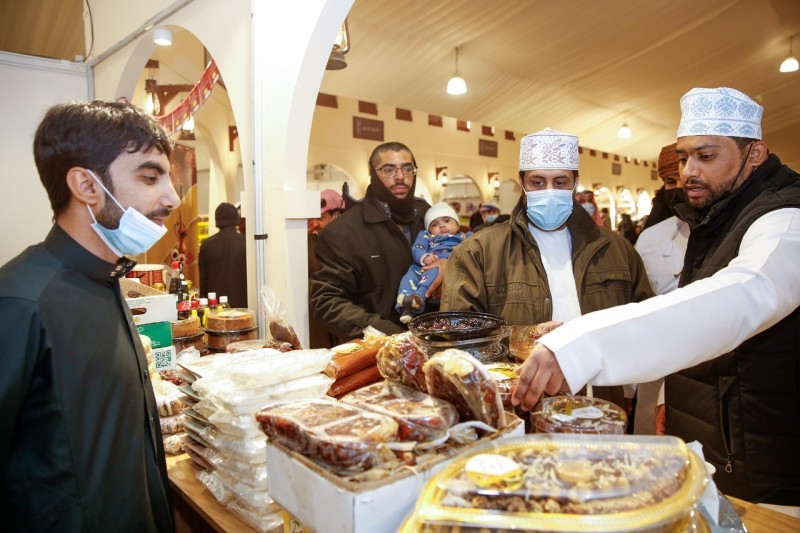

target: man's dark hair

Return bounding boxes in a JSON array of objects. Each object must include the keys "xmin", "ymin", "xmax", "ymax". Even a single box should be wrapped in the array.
[
  {"xmin": 369, "ymin": 142, "xmax": 417, "ymax": 170},
  {"xmin": 33, "ymin": 100, "xmax": 173, "ymax": 216},
  {"xmin": 730, "ymin": 136, "xmax": 758, "ymax": 151}
]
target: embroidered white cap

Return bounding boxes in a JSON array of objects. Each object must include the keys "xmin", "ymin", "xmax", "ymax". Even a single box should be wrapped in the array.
[
  {"xmin": 424, "ymin": 202, "xmax": 459, "ymax": 230},
  {"xmin": 519, "ymin": 128, "xmax": 579, "ymax": 171},
  {"xmin": 677, "ymin": 87, "xmax": 763, "ymax": 140}
]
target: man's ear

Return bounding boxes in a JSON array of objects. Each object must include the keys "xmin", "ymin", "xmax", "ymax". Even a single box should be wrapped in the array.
[
  {"xmin": 65, "ymin": 168, "xmax": 102, "ymax": 206},
  {"xmin": 748, "ymin": 141, "xmax": 769, "ymax": 166}
]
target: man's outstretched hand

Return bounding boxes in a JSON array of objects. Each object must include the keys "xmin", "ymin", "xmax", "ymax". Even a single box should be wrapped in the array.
[{"xmin": 511, "ymin": 343, "xmax": 568, "ymax": 411}]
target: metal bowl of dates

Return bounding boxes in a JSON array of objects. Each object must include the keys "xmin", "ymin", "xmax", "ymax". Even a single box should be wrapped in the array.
[{"xmin": 408, "ymin": 311, "xmax": 506, "ymax": 342}]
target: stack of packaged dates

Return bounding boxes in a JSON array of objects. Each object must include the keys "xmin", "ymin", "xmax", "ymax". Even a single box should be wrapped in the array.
[{"xmin": 176, "ymin": 348, "xmax": 334, "ymax": 532}]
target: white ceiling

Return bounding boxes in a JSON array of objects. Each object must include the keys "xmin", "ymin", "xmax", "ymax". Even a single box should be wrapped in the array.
[
  {"xmin": 2, "ymin": 0, "xmax": 799, "ymax": 168},
  {"xmin": 321, "ymin": 0, "xmax": 800, "ymax": 169}
]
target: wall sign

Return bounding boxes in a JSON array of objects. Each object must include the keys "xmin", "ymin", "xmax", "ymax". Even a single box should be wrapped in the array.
[
  {"xmin": 479, "ymin": 139, "xmax": 498, "ymax": 157},
  {"xmin": 353, "ymin": 116, "xmax": 384, "ymax": 141},
  {"xmin": 611, "ymin": 162, "xmax": 622, "ymax": 175}
]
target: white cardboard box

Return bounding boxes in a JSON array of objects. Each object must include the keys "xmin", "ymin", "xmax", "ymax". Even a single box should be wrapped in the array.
[{"xmin": 266, "ymin": 414, "xmax": 524, "ymax": 533}]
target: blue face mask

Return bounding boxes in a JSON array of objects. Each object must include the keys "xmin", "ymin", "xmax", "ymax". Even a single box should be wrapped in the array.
[
  {"xmin": 484, "ymin": 214, "xmax": 498, "ymax": 224},
  {"xmin": 581, "ymin": 202, "xmax": 596, "ymax": 216},
  {"xmin": 86, "ymin": 170, "xmax": 167, "ymax": 257},
  {"xmin": 524, "ymin": 189, "xmax": 574, "ymax": 230}
]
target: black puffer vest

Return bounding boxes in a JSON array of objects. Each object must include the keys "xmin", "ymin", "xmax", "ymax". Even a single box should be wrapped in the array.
[{"xmin": 666, "ymin": 155, "xmax": 800, "ymax": 505}]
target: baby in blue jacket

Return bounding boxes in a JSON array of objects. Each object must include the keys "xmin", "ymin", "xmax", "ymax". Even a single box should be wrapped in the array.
[{"xmin": 396, "ymin": 202, "xmax": 473, "ymax": 324}]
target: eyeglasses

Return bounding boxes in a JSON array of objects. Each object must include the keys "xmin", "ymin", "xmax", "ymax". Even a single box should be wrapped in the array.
[{"xmin": 376, "ymin": 164, "xmax": 417, "ymax": 178}]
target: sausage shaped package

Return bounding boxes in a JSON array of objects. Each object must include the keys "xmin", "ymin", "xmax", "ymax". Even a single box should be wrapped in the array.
[
  {"xmin": 256, "ymin": 398, "xmax": 398, "ymax": 471},
  {"xmin": 341, "ymin": 380, "xmax": 459, "ymax": 442},
  {"xmin": 422, "ymin": 349, "xmax": 507, "ymax": 429},
  {"xmin": 376, "ymin": 332, "xmax": 429, "ymax": 392}
]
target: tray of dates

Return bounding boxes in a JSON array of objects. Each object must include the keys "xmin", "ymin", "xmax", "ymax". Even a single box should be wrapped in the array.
[{"xmin": 409, "ymin": 311, "xmax": 506, "ymax": 342}]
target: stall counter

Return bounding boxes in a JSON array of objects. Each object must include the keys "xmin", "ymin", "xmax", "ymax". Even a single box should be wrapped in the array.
[{"xmin": 166, "ymin": 453, "xmax": 799, "ymax": 533}]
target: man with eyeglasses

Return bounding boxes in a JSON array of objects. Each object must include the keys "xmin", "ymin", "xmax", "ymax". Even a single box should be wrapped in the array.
[
  {"xmin": 311, "ymin": 141, "xmax": 431, "ymax": 341},
  {"xmin": 441, "ymin": 128, "xmax": 653, "ymax": 410},
  {"xmin": 511, "ymin": 88, "xmax": 800, "ymax": 508}
]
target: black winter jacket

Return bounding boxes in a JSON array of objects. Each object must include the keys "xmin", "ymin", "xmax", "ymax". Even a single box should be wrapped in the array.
[
  {"xmin": 310, "ymin": 194, "xmax": 429, "ymax": 341},
  {"xmin": 667, "ymin": 154, "xmax": 800, "ymax": 505}
]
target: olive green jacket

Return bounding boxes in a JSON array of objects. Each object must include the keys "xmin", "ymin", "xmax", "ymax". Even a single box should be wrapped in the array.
[
  {"xmin": 441, "ymin": 198, "xmax": 653, "ymax": 323},
  {"xmin": 441, "ymin": 198, "xmax": 653, "ymax": 408}
]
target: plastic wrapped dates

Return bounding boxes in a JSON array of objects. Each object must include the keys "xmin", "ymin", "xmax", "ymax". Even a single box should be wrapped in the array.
[
  {"xmin": 341, "ymin": 381, "xmax": 459, "ymax": 442},
  {"xmin": 376, "ymin": 332, "xmax": 428, "ymax": 392},
  {"xmin": 423, "ymin": 349, "xmax": 507, "ymax": 429},
  {"xmin": 256, "ymin": 399, "xmax": 399, "ymax": 471}
]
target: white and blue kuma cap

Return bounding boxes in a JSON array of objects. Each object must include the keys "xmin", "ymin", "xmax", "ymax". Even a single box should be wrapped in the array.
[{"xmin": 677, "ymin": 87, "xmax": 763, "ymax": 140}]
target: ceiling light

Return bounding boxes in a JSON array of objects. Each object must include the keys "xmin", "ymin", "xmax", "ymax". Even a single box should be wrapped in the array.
[
  {"xmin": 446, "ymin": 47, "xmax": 467, "ymax": 95},
  {"xmin": 326, "ymin": 19, "xmax": 350, "ymax": 70},
  {"xmin": 780, "ymin": 34, "xmax": 799, "ymax": 73},
  {"xmin": 153, "ymin": 28, "xmax": 173, "ymax": 46},
  {"xmin": 617, "ymin": 112, "xmax": 632, "ymax": 139}
]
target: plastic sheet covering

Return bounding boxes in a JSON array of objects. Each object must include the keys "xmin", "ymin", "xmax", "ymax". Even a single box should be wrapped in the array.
[
  {"xmin": 256, "ymin": 398, "xmax": 399, "ymax": 472},
  {"xmin": 226, "ymin": 499, "xmax": 284, "ymax": 533},
  {"xmin": 196, "ymin": 469, "xmax": 233, "ymax": 505},
  {"xmin": 423, "ymin": 348, "xmax": 507, "ymax": 429},
  {"xmin": 341, "ymin": 380, "xmax": 459, "ymax": 442},
  {"xmin": 376, "ymin": 332, "xmax": 429, "ymax": 392},
  {"xmin": 196, "ymin": 372, "xmax": 334, "ymax": 415}
]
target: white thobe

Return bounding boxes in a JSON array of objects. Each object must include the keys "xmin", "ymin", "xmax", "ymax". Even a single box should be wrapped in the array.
[
  {"xmin": 538, "ymin": 208, "xmax": 800, "ymax": 392},
  {"xmin": 635, "ymin": 216, "xmax": 690, "ymax": 295},
  {"xmin": 528, "ymin": 224, "xmax": 581, "ymax": 323}
]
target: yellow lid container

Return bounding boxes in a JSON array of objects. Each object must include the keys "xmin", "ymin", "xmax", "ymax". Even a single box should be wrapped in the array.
[{"xmin": 403, "ymin": 434, "xmax": 708, "ymax": 532}]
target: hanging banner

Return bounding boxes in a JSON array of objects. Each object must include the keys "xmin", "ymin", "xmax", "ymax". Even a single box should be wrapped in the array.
[{"xmin": 157, "ymin": 60, "xmax": 221, "ymax": 136}]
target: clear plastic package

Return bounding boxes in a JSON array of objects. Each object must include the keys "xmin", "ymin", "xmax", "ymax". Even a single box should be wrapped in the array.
[
  {"xmin": 205, "ymin": 307, "xmax": 256, "ymax": 332},
  {"xmin": 205, "ymin": 327, "xmax": 259, "ymax": 351},
  {"xmin": 261, "ymin": 286, "xmax": 302, "ymax": 349},
  {"xmin": 422, "ymin": 349, "xmax": 507, "ymax": 429},
  {"xmin": 215, "ymin": 467, "xmax": 277, "ymax": 510},
  {"xmin": 485, "ymin": 362, "xmax": 519, "ymax": 411},
  {"xmin": 196, "ymin": 348, "xmax": 332, "ymax": 390},
  {"xmin": 197, "ymin": 373, "xmax": 334, "ymax": 415},
  {"xmin": 226, "ymin": 499, "xmax": 284, "ymax": 533},
  {"xmin": 341, "ymin": 380, "xmax": 459, "ymax": 442},
  {"xmin": 376, "ymin": 332, "xmax": 429, "ymax": 392},
  {"xmin": 226, "ymin": 338, "xmax": 293, "ymax": 353},
  {"xmin": 327, "ymin": 365, "xmax": 382, "ymax": 398},
  {"xmin": 159, "ymin": 413, "xmax": 186, "ymax": 434},
  {"xmin": 256, "ymin": 398, "xmax": 399, "ymax": 471},
  {"xmin": 532, "ymin": 395, "xmax": 627, "ymax": 435},
  {"xmin": 403, "ymin": 434, "xmax": 708, "ymax": 532},
  {"xmin": 162, "ymin": 432, "xmax": 186, "ymax": 454},
  {"xmin": 325, "ymin": 338, "xmax": 381, "ymax": 379},
  {"xmin": 196, "ymin": 468, "xmax": 234, "ymax": 505}
]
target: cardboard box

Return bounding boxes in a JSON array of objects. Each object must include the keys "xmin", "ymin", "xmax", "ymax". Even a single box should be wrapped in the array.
[
  {"xmin": 266, "ymin": 414, "xmax": 524, "ymax": 533},
  {"xmin": 121, "ymin": 277, "xmax": 177, "ymax": 325}
]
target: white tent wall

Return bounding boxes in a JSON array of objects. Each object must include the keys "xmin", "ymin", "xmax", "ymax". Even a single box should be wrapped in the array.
[
  {"xmin": 88, "ymin": 0, "xmax": 353, "ymax": 346},
  {"xmin": 0, "ymin": 52, "xmax": 89, "ymax": 266}
]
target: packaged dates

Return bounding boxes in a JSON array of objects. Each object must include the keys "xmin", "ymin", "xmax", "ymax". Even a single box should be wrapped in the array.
[
  {"xmin": 256, "ymin": 399, "xmax": 398, "ymax": 471},
  {"xmin": 376, "ymin": 332, "xmax": 428, "ymax": 392},
  {"xmin": 341, "ymin": 380, "xmax": 459, "ymax": 442},
  {"xmin": 423, "ymin": 349, "xmax": 507, "ymax": 429}
]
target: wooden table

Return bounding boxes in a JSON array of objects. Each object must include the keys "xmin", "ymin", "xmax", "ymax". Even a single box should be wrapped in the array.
[
  {"xmin": 167, "ymin": 454, "xmax": 800, "ymax": 532},
  {"xmin": 167, "ymin": 454, "xmax": 258, "ymax": 532},
  {"xmin": 726, "ymin": 496, "xmax": 800, "ymax": 533}
]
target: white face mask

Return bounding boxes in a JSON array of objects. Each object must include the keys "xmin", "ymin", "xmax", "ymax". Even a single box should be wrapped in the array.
[{"xmin": 86, "ymin": 170, "xmax": 167, "ymax": 257}]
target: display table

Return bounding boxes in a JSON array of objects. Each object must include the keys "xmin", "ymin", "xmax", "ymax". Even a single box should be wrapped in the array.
[
  {"xmin": 167, "ymin": 453, "xmax": 799, "ymax": 532},
  {"xmin": 726, "ymin": 496, "xmax": 800, "ymax": 533},
  {"xmin": 167, "ymin": 454, "xmax": 258, "ymax": 532}
]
